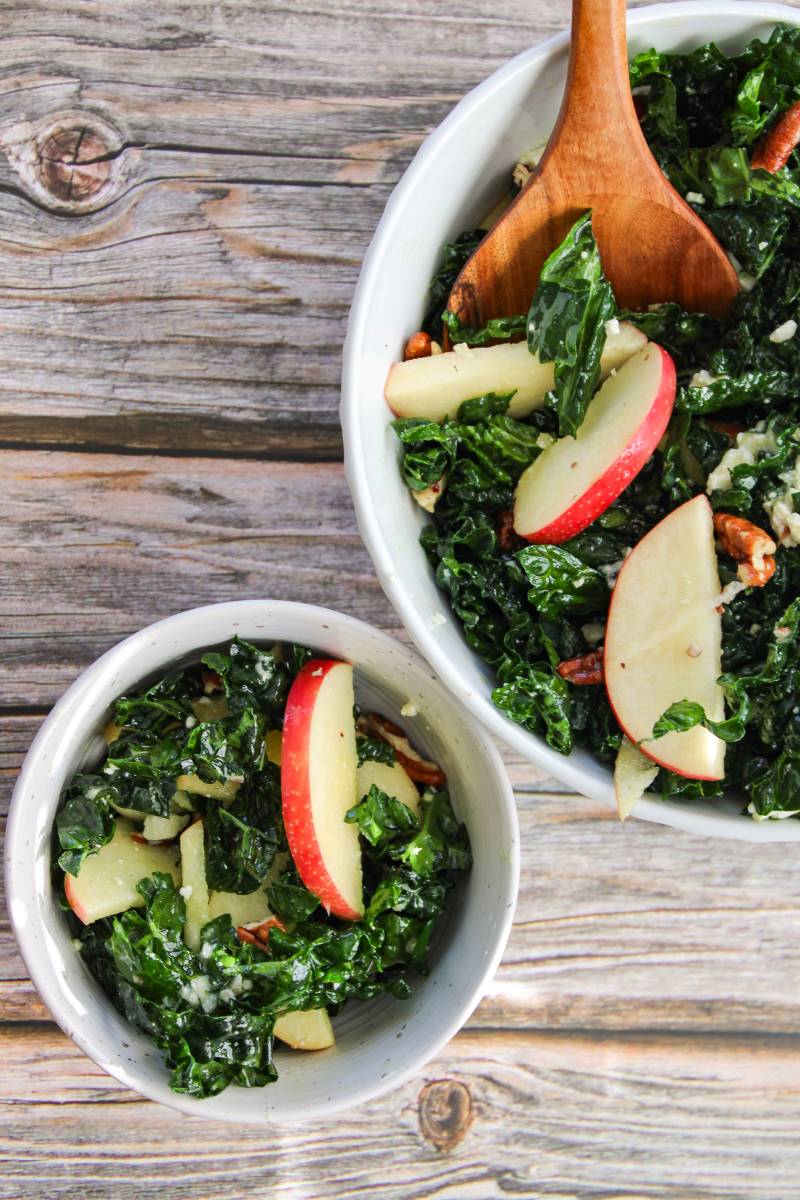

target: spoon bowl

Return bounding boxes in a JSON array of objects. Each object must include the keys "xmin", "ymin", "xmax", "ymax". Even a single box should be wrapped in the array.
[{"xmin": 449, "ymin": 0, "xmax": 740, "ymax": 325}]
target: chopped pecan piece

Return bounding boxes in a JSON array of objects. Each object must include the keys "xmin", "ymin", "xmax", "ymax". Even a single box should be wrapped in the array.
[
  {"xmin": 707, "ymin": 419, "xmax": 745, "ymax": 444},
  {"xmin": 752, "ymin": 101, "xmax": 800, "ymax": 173},
  {"xmin": 403, "ymin": 331, "xmax": 433, "ymax": 361},
  {"xmin": 713, "ymin": 512, "xmax": 777, "ymax": 588},
  {"xmin": 358, "ymin": 712, "xmax": 446, "ymax": 787},
  {"xmin": 557, "ymin": 648, "xmax": 604, "ymax": 685},
  {"xmin": 236, "ymin": 917, "xmax": 285, "ymax": 948},
  {"xmin": 497, "ymin": 508, "xmax": 525, "ymax": 553}
]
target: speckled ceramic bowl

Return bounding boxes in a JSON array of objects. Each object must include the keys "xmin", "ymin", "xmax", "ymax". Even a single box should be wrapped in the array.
[
  {"xmin": 5, "ymin": 601, "xmax": 518, "ymax": 1122},
  {"xmin": 342, "ymin": 1, "xmax": 800, "ymax": 841}
]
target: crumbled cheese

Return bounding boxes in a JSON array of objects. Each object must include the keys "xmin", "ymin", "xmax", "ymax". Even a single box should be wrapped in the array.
[
  {"xmin": 180, "ymin": 975, "xmax": 218, "ymax": 1013},
  {"xmin": 717, "ymin": 580, "xmax": 747, "ymax": 607},
  {"xmin": 431, "ymin": 612, "xmax": 447, "ymax": 626},
  {"xmin": 253, "ymin": 655, "xmax": 275, "ymax": 684},
  {"xmin": 400, "ymin": 701, "xmax": 419, "ymax": 717},
  {"xmin": 774, "ymin": 624, "xmax": 793, "ymax": 643},
  {"xmin": 104, "ymin": 764, "xmax": 119, "ymax": 775},
  {"xmin": 706, "ymin": 423, "xmax": 777, "ymax": 494},
  {"xmin": 452, "ymin": 342, "xmax": 470, "ymax": 357},
  {"xmin": 536, "ymin": 433, "xmax": 555, "ymax": 450},
  {"xmin": 72, "ymin": 938, "xmax": 83, "ymax": 952},
  {"xmin": 604, "ymin": 318, "xmax": 621, "ymax": 337},
  {"xmin": 200, "ymin": 942, "xmax": 214, "ymax": 961},
  {"xmin": 739, "ymin": 272, "xmax": 758, "ymax": 293},
  {"xmin": 185, "ymin": 715, "xmax": 197, "ymax": 730},
  {"xmin": 85, "ymin": 784, "xmax": 101, "ymax": 801},
  {"xmin": 179, "ymin": 885, "xmax": 193, "ymax": 900},
  {"xmin": 685, "ymin": 191, "xmax": 705, "ymax": 205},
  {"xmin": 769, "ymin": 319, "xmax": 798, "ymax": 344},
  {"xmin": 690, "ymin": 369, "xmax": 717, "ymax": 388},
  {"xmin": 242, "ymin": 978, "xmax": 253, "ymax": 992},
  {"xmin": 218, "ymin": 987, "xmax": 236, "ymax": 1004},
  {"xmin": 763, "ymin": 454, "xmax": 800, "ymax": 547},
  {"xmin": 580, "ymin": 621, "xmax": 605, "ymax": 646},
  {"xmin": 758, "ymin": 241, "xmax": 769, "ymax": 251},
  {"xmin": 601, "ymin": 559, "xmax": 625, "ymax": 588},
  {"xmin": 429, "ymin": 340, "xmax": 443, "ymax": 356}
]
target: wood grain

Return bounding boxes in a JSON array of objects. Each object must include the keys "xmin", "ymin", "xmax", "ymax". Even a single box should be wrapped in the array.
[
  {"xmin": 4, "ymin": 3, "xmax": 800, "ymax": 1196},
  {"xmin": 2, "ymin": 1024, "xmax": 800, "ymax": 1199}
]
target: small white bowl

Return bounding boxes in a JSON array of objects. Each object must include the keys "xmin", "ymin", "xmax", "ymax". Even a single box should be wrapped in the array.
[
  {"xmin": 5, "ymin": 601, "xmax": 519, "ymax": 1122},
  {"xmin": 342, "ymin": 1, "xmax": 800, "ymax": 842}
]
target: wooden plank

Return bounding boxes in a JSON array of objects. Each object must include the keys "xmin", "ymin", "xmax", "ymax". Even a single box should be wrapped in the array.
[{"xmin": 1, "ymin": 1023, "xmax": 799, "ymax": 1199}]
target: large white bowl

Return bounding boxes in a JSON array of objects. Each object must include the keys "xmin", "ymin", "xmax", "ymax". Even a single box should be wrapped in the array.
[
  {"xmin": 342, "ymin": 0, "xmax": 800, "ymax": 843},
  {"xmin": 5, "ymin": 601, "xmax": 519, "ymax": 1122}
]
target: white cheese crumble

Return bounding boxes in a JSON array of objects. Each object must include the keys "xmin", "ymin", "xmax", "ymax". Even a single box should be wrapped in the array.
[
  {"xmin": 580, "ymin": 621, "xmax": 605, "ymax": 646},
  {"xmin": 200, "ymin": 942, "xmax": 214, "ymax": 962},
  {"xmin": 690, "ymin": 369, "xmax": 717, "ymax": 388},
  {"xmin": 452, "ymin": 342, "xmax": 470, "ymax": 358},
  {"xmin": 685, "ymin": 191, "xmax": 705, "ymax": 205},
  {"xmin": 706, "ymin": 424, "xmax": 778, "ymax": 494},
  {"xmin": 763, "ymin": 455, "xmax": 800, "ymax": 547},
  {"xmin": 400, "ymin": 701, "xmax": 419, "ymax": 717},
  {"xmin": 185, "ymin": 715, "xmax": 197, "ymax": 730},
  {"xmin": 604, "ymin": 317, "xmax": 621, "ymax": 337},
  {"xmin": 769, "ymin": 319, "xmax": 798, "ymax": 344},
  {"xmin": 739, "ymin": 271, "xmax": 758, "ymax": 293},
  {"xmin": 601, "ymin": 560, "xmax": 625, "ymax": 588},
  {"xmin": 431, "ymin": 612, "xmax": 447, "ymax": 626},
  {"xmin": 72, "ymin": 938, "xmax": 83, "ymax": 952},
  {"xmin": 180, "ymin": 975, "xmax": 218, "ymax": 1013},
  {"xmin": 717, "ymin": 580, "xmax": 747, "ymax": 606},
  {"xmin": 179, "ymin": 884, "xmax": 193, "ymax": 900},
  {"xmin": 758, "ymin": 241, "xmax": 769, "ymax": 251}
]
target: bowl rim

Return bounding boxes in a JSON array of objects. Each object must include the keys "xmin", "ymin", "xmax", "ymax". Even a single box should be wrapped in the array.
[
  {"xmin": 341, "ymin": 0, "xmax": 800, "ymax": 844},
  {"xmin": 5, "ymin": 600, "xmax": 519, "ymax": 1122}
]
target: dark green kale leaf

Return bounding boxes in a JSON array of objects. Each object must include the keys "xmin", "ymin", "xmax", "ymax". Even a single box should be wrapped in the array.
[
  {"xmin": 356, "ymin": 736, "xmax": 395, "ymax": 767},
  {"xmin": 202, "ymin": 637, "xmax": 296, "ymax": 722},
  {"xmin": 423, "ymin": 229, "xmax": 486, "ymax": 336},
  {"xmin": 526, "ymin": 212, "xmax": 616, "ymax": 437},
  {"xmin": 203, "ymin": 764, "xmax": 281, "ymax": 894},
  {"xmin": 266, "ymin": 869, "xmax": 321, "ymax": 923},
  {"xmin": 56, "ymin": 775, "xmax": 117, "ymax": 876},
  {"xmin": 113, "ymin": 671, "xmax": 195, "ymax": 736},
  {"xmin": 392, "ymin": 418, "xmax": 461, "ymax": 490},
  {"xmin": 516, "ymin": 544, "xmax": 607, "ymax": 619},
  {"xmin": 492, "ymin": 664, "xmax": 573, "ymax": 753},
  {"xmin": 441, "ymin": 310, "xmax": 527, "ymax": 347},
  {"xmin": 346, "ymin": 784, "xmax": 419, "ymax": 853},
  {"xmin": 186, "ymin": 707, "xmax": 266, "ymax": 785}
]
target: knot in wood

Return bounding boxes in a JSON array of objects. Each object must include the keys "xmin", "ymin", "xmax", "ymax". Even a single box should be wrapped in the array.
[
  {"xmin": 40, "ymin": 126, "xmax": 111, "ymax": 204},
  {"xmin": 418, "ymin": 1078, "xmax": 473, "ymax": 1152}
]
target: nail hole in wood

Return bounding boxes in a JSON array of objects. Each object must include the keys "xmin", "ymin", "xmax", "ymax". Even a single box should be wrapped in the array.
[{"xmin": 418, "ymin": 1078, "xmax": 473, "ymax": 1152}]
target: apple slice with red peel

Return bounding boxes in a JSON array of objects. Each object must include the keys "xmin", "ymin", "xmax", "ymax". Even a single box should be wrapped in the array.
[
  {"xmin": 513, "ymin": 343, "xmax": 676, "ymax": 543},
  {"xmin": 385, "ymin": 321, "xmax": 647, "ymax": 422},
  {"xmin": 282, "ymin": 660, "xmax": 363, "ymax": 920},
  {"xmin": 605, "ymin": 494, "xmax": 726, "ymax": 781}
]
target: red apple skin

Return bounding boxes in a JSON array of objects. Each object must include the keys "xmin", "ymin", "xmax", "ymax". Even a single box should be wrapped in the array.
[
  {"xmin": 605, "ymin": 495, "xmax": 724, "ymax": 782},
  {"xmin": 281, "ymin": 658, "xmax": 362, "ymax": 921},
  {"xmin": 520, "ymin": 345, "xmax": 676, "ymax": 544},
  {"xmin": 64, "ymin": 874, "xmax": 89, "ymax": 925}
]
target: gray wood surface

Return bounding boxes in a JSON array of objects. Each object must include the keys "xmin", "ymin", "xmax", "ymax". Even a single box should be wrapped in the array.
[{"xmin": 2, "ymin": 2, "xmax": 800, "ymax": 1197}]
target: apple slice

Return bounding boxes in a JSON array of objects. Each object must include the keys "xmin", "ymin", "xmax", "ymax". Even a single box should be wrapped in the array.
[
  {"xmin": 273, "ymin": 1008, "xmax": 334, "ymax": 1051},
  {"xmin": 514, "ymin": 343, "xmax": 676, "ymax": 542},
  {"xmin": 207, "ymin": 887, "xmax": 274, "ymax": 927},
  {"xmin": 180, "ymin": 819, "xmax": 211, "ymax": 949},
  {"xmin": 605, "ymin": 494, "xmax": 725, "ymax": 780},
  {"xmin": 356, "ymin": 758, "xmax": 420, "ymax": 817},
  {"xmin": 614, "ymin": 738, "xmax": 659, "ymax": 821},
  {"xmin": 385, "ymin": 322, "xmax": 647, "ymax": 422},
  {"xmin": 142, "ymin": 812, "xmax": 189, "ymax": 842},
  {"xmin": 65, "ymin": 820, "xmax": 180, "ymax": 924},
  {"xmin": 281, "ymin": 660, "xmax": 363, "ymax": 919}
]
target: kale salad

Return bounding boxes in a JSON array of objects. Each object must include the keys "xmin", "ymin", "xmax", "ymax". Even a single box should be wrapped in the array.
[
  {"xmin": 388, "ymin": 24, "xmax": 800, "ymax": 821},
  {"xmin": 55, "ymin": 637, "xmax": 470, "ymax": 1098}
]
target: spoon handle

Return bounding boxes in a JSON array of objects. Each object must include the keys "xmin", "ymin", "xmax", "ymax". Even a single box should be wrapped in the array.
[{"xmin": 555, "ymin": 0, "xmax": 639, "ymax": 149}]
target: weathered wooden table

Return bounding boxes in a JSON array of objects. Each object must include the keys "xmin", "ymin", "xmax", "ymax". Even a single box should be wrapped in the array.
[{"xmin": 2, "ymin": 2, "xmax": 800, "ymax": 1195}]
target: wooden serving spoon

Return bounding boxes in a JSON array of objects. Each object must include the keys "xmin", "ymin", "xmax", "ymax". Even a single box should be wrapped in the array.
[{"xmin": 448, "ymin": 0, "xmax": 739, "ymax": 327}]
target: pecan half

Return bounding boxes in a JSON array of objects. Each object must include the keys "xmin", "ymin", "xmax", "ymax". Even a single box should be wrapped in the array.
[
  {"xmin": 752, "ymin": 101, "xmax": 800, "ymax": 173},
  {"xmin": 497, "ymin": 508, "xmax": 525, "ymax": 553},
  {"xmin": 403, "ymin": 331, "xmax": 433, "ymax": 361},
  {"xmin": 713, "ymin": 511, "xmax": 777, "ymax": 588},
  {"xmin": 358, "ymin": 712, "xmax": 446, "ymax": 787},
  {"xmin": 556, "ymin": 648, "xmax": 604, "ymax": 685}
]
